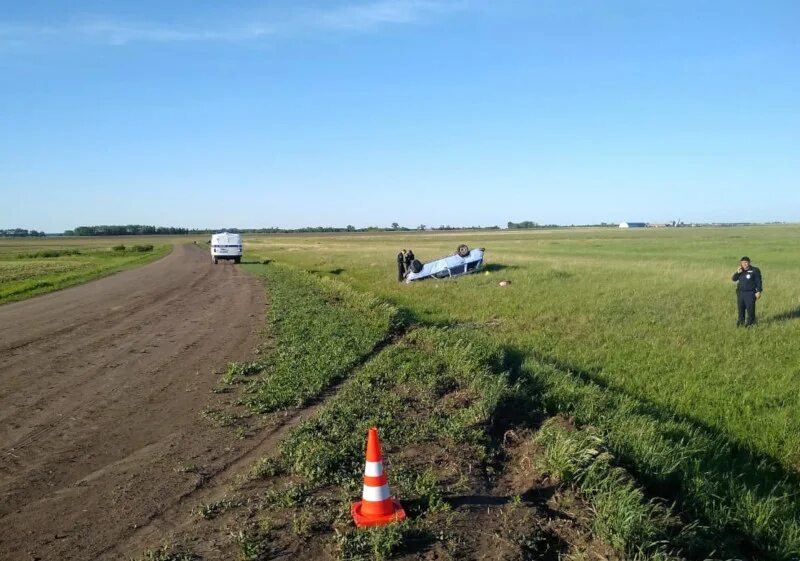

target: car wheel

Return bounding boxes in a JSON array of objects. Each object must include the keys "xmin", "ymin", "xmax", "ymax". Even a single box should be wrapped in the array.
[{"xmin": 457, "ymin": 244, "xmax": 470, "ymax": 257}]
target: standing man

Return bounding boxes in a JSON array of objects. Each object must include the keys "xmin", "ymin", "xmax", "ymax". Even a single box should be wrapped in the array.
[
  {"xmin": 397, "ymin": 249, "xmax": 406, "ymax": 282},
  {"xmin": 732, "ymin": 256, "xmax": 763, "ymax": 327}
]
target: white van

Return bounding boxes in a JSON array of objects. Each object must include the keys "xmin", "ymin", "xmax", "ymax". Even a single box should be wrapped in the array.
[{"xmin": 211, "ymin": 232, "xmax": 243, "ymax": 264}]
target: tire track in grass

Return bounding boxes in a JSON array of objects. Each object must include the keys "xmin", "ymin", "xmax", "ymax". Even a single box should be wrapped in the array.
[{"xmin": 229, "ymin": 328, "xmax": 680, "ymax": 561}]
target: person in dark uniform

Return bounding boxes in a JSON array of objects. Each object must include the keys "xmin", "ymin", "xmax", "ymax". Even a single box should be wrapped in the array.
[
  {"xmin": 404, "ymin": 249, "xmax": 415, "ymax": 273},
  {"xmin": 732, "ymin": 256, "xmax": 762, "ymax": 327},
  {"xmin": 397, "ymin": 250, "xmax": 406, "ymax": 282}
]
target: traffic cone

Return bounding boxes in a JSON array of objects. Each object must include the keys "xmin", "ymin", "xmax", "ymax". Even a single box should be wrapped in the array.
[{"xmin": 351, "ymin": 427, "xmax": 406, "ymax": 528}]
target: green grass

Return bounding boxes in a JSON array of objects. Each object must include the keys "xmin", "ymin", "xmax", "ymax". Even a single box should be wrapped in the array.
[
  {"xmin": 524, "ymin": 358, "xmax": 800, "ymax": 558},
  {"xmin": 274, "ymin": 327, "xmax": 511, "ymax": 489},
  {"xmin": 535, "ymin": 418, "xmax": 686, "ymax": 560},
  {"xmin": 241, "ymin": 226, "xmax": 800, "ymax": 559},
  {"xmin": 0, "ymin": 236, "xmax": 182, "ymax": 303},
  {"xmin": 134, "ymin": 544, "xmax": 200, "ymax": 561},
  {"xmin": 244, "ymin": 226, "xmax": 800, "ymax": 469},
  {"xmin": 256, "ymin": 326, "xmax": 531, "ymax": 559},
  {"xmin": 237, "ymin": 263, "xmax": 405, "ymax": 413},
  {"xmin": 236, "ymin": 263, "xmax": 690, "ymax": 559}
]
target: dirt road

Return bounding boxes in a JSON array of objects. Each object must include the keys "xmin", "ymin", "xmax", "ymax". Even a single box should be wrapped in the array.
[{"xmin": 0, "ymin": 244, "xmax": 265, "ymax": 561}]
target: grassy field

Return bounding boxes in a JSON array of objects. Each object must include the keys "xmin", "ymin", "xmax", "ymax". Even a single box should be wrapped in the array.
[
  {"xmin": 244, "ymin": 226, "xmax": 800, "ymax": 470},
  {"xmin": 9, "ymin": 228, "xmax": 800, "ymax": 558},
  {"xmin": 232, "ymin": 225, "xmax": 800, "ymax": 559},
  {"xmin": 0, "ymin": 236, "xmax": 191, "ymax": 304}
]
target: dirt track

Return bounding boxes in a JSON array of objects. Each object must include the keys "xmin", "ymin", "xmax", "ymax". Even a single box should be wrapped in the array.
[{"xmin": 0, "ymin": 244, "xmax": 266, "ymax": 561}]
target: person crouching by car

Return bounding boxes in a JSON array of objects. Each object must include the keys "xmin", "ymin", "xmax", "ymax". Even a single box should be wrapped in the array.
[
  {"xmin": 404, "ymin": 249, "xmax": 415, "ymax": 274},
  {"xmin": 397, "ymin": 250, "xmax": 406, "ymax": 282}
]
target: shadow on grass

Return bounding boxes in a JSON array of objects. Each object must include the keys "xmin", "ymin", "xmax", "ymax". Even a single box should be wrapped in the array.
[
  {"xmin": 306, "ymin": 268, "xmax": 347, "ymax": 276},
  {"xmin": 766, "ymin": 307, "xmax": 800, "ymax": 323},
  {"xmin": 514, "ymin": 346, "xmax": 800, "ymax": 559},
  {"xmin": 483, "ymin": 263, "xmax": 517, "ymax": 272},
  {"xmin": 446, "ymin": 486, "xmax": 559, "ymax": 509}
]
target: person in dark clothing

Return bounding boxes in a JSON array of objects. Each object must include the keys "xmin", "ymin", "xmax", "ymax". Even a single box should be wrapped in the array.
[
  {"xmin": 731, "ymin": 256, "xmax": 762, "ymax": 326},
  {"xmin": 404, "ymin": 249, "xmax": 415, "ymax": 272},
  {"xmin": 397, "ymin": 250, "xmax": 406, "ymax": 282}
]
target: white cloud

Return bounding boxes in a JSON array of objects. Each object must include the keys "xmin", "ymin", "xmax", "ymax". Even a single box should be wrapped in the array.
[
  {"xmin": 0, "ymin": 1, "xmax": 464, "ymax": 48},
  {"xmin": 0, "ymin": 17, "xmax": 274, "ymax": 47},
  {"xmin": 313, "ymin": 0, "xmax": 461, "ymax": 31}
]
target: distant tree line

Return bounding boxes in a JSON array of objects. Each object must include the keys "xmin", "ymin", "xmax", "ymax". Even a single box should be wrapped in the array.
[
  {"xmin": 1, "ymin": 228, "xmax": 47, "ymax": 237},
  {"xmin": 212, "ymin": 224, "xmax": 504, "ymax": 233},
  {"xmin": 67, "ymin": 225, "xmax": 190, "ymax": 236},
  {"xmin": 63, "ymin": 222, "xmax": 640, "ymax": 236},
  {"xmin": 65, "ymin": 224, "xmax": 505, "ymax": 236},
  {"xmin": 507, "ymin": 221, "xmax": 560, "ymax": 229},
  {"xmin": 507, "ymin": 221, "xmax": 619, "ymax": 229}
]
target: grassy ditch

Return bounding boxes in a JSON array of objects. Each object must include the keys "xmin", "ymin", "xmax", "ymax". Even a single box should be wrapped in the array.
[
  {"xmin": 235, "ymin": 264, "xmax": 406, "ymax": 413},
  {"xmin": 523, "ymin": 358, "xmax": 800, "ymax": 560},
  {"xmin": 214, "ymin": 263, "xmax": 692, "ymax": 560},
  {"xmin": 236, "ymin": 327, "xmax": 689, "ymax": 560}
]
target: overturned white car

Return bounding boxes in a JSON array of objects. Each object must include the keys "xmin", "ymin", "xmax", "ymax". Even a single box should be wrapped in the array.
[{"xmin": 405, "ymin": 245, "xmax": 485, "ymax": 282}]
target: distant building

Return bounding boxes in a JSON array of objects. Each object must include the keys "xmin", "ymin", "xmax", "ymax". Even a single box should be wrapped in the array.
[{"xmin": 619, "ymin": 222, "xmax": 647, "ymax": 228}]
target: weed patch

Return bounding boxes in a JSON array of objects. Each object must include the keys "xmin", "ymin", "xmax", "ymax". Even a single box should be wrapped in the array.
[
  {"xmin": 197, "ymin": 498, "xmax": 242, "ymax": 520},
  {"xmin": 16, "ymin": 249, "xmax": 82, "ymax": 259},
  {"xmin": 221, "ymin": 360, "xmax": 264, "ymax": 385},
  {"xmin": 134, "ymin": 544, "xmax": 199, "ymax": 561}
]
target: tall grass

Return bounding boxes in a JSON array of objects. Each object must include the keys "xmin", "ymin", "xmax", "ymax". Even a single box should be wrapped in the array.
[
  {"xmin": 525, "ymin": 359, "xmax": 800, "ymax": 559},
  {"xmin": 535, "ymin": 418, "xmax": 683, "ymax": 560}
]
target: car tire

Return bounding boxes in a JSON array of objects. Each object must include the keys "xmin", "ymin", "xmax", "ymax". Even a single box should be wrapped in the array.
[
  {"xmin": 457, "ymin": 244, "xmax": 470, "ymax": 257},
  {"xmin": 234, "ymin": 257, "xmax": 241, "ymax": 264},
  {"xmin": 213, "ymin": 258, "xmax": 218, "ymax": 264},
  {"xmin": 410, "ymin": 259, "xmax": 423, "ymax": 273}
]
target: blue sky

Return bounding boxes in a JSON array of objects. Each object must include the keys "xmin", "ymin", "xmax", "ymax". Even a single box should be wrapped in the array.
[{"xmin": 1, "ymin": 1, "xmax": 798, "ymax": 231}]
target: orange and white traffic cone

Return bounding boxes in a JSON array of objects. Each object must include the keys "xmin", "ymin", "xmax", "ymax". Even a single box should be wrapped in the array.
[{"xmin": 351, "ymin": 427, "xmax": 406, "ymax": 528}]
